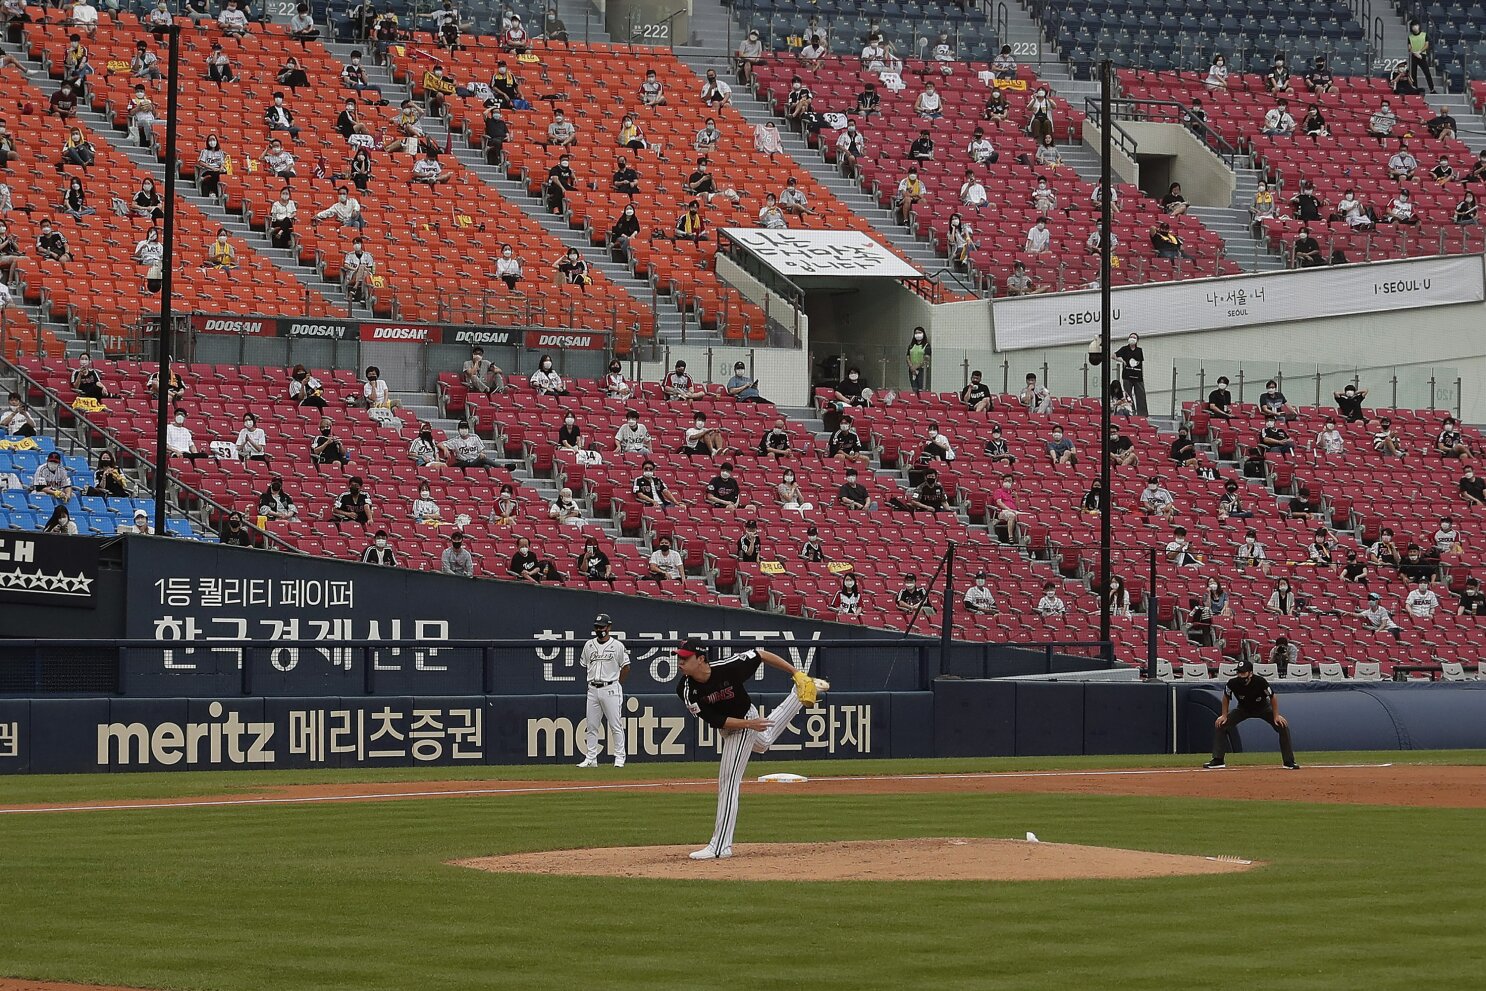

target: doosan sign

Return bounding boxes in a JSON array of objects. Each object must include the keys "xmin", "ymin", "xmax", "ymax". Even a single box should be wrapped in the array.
[
  {"xmin": 192, "ymin": 316, "xmax": 274, "ymax": 336},
  {"xmin": 523, "ymin": 330, "xmax": 605, "ymax": 350},
  {"xmin": 362, "ymin": 324, "xmax": 441, "ymax": 343}
]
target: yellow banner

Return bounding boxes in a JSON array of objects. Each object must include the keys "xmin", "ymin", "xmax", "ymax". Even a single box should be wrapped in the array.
[
  {"xmin": 0, "ymin": 438, "xmax": 40, "ymax": 451},
  {"xmin": 826, "ymin": 561, "xmax": 855, "ymax": 574},
  {"xmin": 759, "ymin": 560, "xmax": 786, "ymax": 575},
  {"xmin": 71, "ymin": 397, "xmax": 107, "ymax": 413},
  {"xmin": 992, "ymin": 79, "xmax": 1029, "ymax": 91},
  {"xmin": 517, "ymin": 53, "xmax": 542, "ymax": 64}
]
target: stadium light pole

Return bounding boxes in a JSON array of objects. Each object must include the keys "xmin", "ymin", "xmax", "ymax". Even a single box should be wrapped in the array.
[
  {"xmin": 1097, "ymin": 59, "xmax": 1114, "ymax": 653},
  {"xmin": 152, "ymin": 25, "xmax": 182, "ymax": 536}
]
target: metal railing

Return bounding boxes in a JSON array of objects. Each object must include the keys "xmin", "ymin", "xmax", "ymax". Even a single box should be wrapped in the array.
[
  {"xmin": 1100, "ymin": 97, "xmax": 1243, "ymax": 168},
  {"xmin": 1082, "ymin": 96, "xmax": 1140, "ymax": 160}
]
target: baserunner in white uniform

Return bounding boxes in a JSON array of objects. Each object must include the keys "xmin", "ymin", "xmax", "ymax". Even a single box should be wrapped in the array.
[
  {"xmin": 577, "ymin": 613, "xmax": 630, "ymax": 768},
  {"xmin": 675, "ymin": 637, "xmax": 829, "ymax": 860}
]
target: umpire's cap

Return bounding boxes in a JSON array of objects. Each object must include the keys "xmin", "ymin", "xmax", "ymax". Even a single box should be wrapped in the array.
[
  {"xmin": 593, "ymin": 613, "xmax": 613, "ymax": 630},
  {"xmin": 676, "ymin": 637, "xmax": 708, "ymax": 660}
]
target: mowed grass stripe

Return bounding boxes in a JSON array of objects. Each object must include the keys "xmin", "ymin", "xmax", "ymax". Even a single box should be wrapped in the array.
[
  {"xmin": 5, "ymin": 749, "xmax": 1484, "ymax": 806},
  {"xmin": 1, "ymin": 789, "xmax": 1482, "ymax": 990}
]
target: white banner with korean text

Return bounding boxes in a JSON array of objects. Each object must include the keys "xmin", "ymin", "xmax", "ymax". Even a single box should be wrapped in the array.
[
  {"xmin": 992, "ymin": 255, "xmax": 1486, "ymax": 350},
  {"xmin": 723, "ymin": 228, "xmax": 923, "ymax": 278}
]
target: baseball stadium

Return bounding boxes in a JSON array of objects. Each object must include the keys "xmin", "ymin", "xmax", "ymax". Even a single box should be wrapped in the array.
[{"xmin": 1, "ymin": 0, "xmax": 1485, "ymax": 988}]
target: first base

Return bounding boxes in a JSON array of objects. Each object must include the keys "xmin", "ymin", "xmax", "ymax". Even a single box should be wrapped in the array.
[{"xmin": 758, "ymin": 772, "xmax": 808, "ymax": 783}]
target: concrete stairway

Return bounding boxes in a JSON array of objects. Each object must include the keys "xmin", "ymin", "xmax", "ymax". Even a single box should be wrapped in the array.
[
  {"xmin": 999, "ymin": 0, "xmax": 1100, "ymax": 105},
  {"xmin": 1188, "ymin": 167, "xmax": 1286, "ymax": 273},
  {"xmin": 318, "ymin": 37, "xmax": 708, "ymax": 345},
  {"xmin": 0, "ymin": 35, "xmax": 359, "ymax": 315},
  {"xmin": 672, "ymin": 50, "xmax": 955, "ymax": 282}
]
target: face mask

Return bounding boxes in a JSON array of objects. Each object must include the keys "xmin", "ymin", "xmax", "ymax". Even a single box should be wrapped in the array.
[
  {"xmin": 784, "ymin": 474, "xmax": 794, "ymax": 482},
  {"xmin": 976, "ymin": 579, "xmax": 987, "ymax": 587},
  {"xmin": 375, "ymin": 539, "xmax": 387, "ymax": 548},
  {"xmin": 459, "ymin": 428, "xmax": 470, "ymax": 437},
  {"xmin": 660, "ymin": 545, "xmax": 671, "ymax": 552},
  {"xmin": 502, "ymin": 249, "xmax": 512, "ymax": 257},
  {"xmin": 541, "ymin": 361, "xmax": 553, "ymax": 371},
  {"xmin": 849, "ymin": 373, "xmax": 859, "ymax": 382},
  {"xmin": 420, "ymin": 430, "xmax": 431, "ymax": 441},
  {"xmin": 564, "ymin": 418, "xmax": 575, "ymax": 426},
  {"xmin": 721, "ymin": 471, "xmax": 732, "ymax": 479},
  {"xmin": 174, "ymin": 415, "xmax": 185, "ymax": 425},
  {"xmin": 644, "ymin": 470, "xmax": 654, "ymax": 477}
]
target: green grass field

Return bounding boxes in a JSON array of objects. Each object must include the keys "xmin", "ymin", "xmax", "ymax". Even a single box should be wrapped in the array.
[{"xmin": 2, "ymin": 752, "xmax": 1483, "ymax": 991}]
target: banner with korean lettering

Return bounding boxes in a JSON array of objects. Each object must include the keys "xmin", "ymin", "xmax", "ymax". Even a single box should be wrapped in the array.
[
  {"xmin": 722, "ymin": 229, "xmax": 923, "ymax": 278},
  {"xmin": 2, "ymin": 692, "xmax": 919, "ymax": 773},
  {"xmin": 992, "ymin": 254, "xmax": 1486, "ymax": 350},
  {"xmin": 120, "ymin": 537, "xmax": 907, "ymax": 698},
  {"xmin": 0, "ymin": 531, "xmax": 99, "ymax": 608}
]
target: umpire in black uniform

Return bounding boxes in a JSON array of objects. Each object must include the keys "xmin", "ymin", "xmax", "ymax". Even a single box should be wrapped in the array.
[{"xmin": 1205, "ymin": 659, "xmax": 1300, "ymax": 769}]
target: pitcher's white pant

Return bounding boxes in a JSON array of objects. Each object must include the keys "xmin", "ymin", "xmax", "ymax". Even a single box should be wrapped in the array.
[
  {"xmin": 584, "ymin": 683, "xmax": 626, "ymax": 762},
  {"xmin": 704, "ymin": 691, "xmax": 804, "ymax": 854}
]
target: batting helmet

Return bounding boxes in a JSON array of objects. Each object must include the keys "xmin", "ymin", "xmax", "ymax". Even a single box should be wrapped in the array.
[
  {"xmin": 676, "ymin": 637, "xmax": 708, "ymax": 659},
  {"xmin": 593, "ymin": 613, "xmax": 612, "ymax": 630}
]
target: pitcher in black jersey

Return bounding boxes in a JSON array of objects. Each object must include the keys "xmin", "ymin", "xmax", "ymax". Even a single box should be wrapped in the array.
[{"xmin": 676, "ymin": 638, "xmax": 828, "ymax": 860}]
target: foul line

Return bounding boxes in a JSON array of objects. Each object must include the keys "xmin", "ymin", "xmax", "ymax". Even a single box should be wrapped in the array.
[{"xmin": 0, "ymin": 763, "xmax": 1395, "ymax": 816}]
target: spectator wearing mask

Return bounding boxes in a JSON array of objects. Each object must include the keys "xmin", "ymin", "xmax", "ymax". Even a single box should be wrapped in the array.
[
  {"xmin": 1024, "ymin": 216, "xmax": 1052, "ymax": 255},
  {"xmin": 32, "ymin": 451, "xmax": 75, "ymax": 502},
  {"xmin": 1113, "ymin": 333, "xmax": 1148, "ymax": 416},
  {"xmin": 1337, "ymin": 386, "xmax": 1367, "ymax": 421},
  {"xmin": 961, "ymin": 370, "xmax": 993, "ymax": 413},
  {"xmin": 555, "ymin": 412, "xmax": 586, "ymax": 451},
  {"xmin": 529, "ymin": 355, "xmax": 568, "ymax": 397},
  {"xmin": 440, "ymin": 532, "xmax": 474, "ymax": 577},
  {"xmin": 288, "ymin": 364, "xmax": 326, "ymax": 408},
  {"xmin": 735, "ymin": 519, "xmax": 761, "ymax": 563},
  {"xmin": 493, "ymin": 244, "xmax": 522, "ymax": 290},
  {"xmin": 1167, "ymin": 427, "xmax": 1197, "ymax": 468},
  {"xmin": 964, "ymin": 571, "xmax": 997, "ymax": 615},
  {"xmin": 686, "ymin": 412, "xmax": 727, "ymax": 458},
  {"xmin": 461, "ymin": 347, "xmax": 504, "ymax": 394},
  {"xmin": 615, "ymin": 410, "xmax": 652, "ymax": 456},
  {"xmin": 1217, "ymin": 480, "xmax": 1252, "ymax": 522},
  {"xmin": 1206, "ymin": 376, "xmax": 1233, "ymax": 420},
  {"xmin": 799, "ymin": 526, "xmax": 826, "ymax": 562},
  {"xmin": 1045, "ymin": 425, "xmax": 1076, "ymax": 466},
  {"xmin": 632, "ymin": 460, "xmax": 680, "ymax": 510},
  {"xmin": 1259, "ymin": 416, "xmax": 1295, "ymax": 456},
  {"xmin": 576, "ymin": 536, "xmax": 614, "ymax": 582},
  {"xmin": 332, "ymin": 476, "xmax": 373, "ymax": 525},
  {"xmin": 757, "ymin": 418, "xmax": 796, "ymax": 461},
  {"xmin": 991, "ymin": 474, "xmax": 1020, "ymax": 537},
  {"xmin": 919, "ymin": 423, "xmax": 955, "ymax": 467},
  {"xmin": 1436, "ymin": 417, "xmax": 1471, "ymax": 459},
  {"xmin": 836, "ymin": 468, "xmax": 871, "ymax": 511},
  {"xmin": 165, "ymin": 409, "xmax": 206, "ymax": 461},
  {"xmin": 310, "ymin": 416, "xmax": 348, "ymax": 465},
  {"xmin": 1292, "ymin": 226, "xmax": 1323, "ymax": 268},
  {"xmin": 904, "ymin": 469, "xmax": 947, "ymax": 513},
  {"xmin": 1139, "ymin": 476, "xmax": 1177, "ymax": 520},
  {"xmin": 828, "ymin": 415, "xmax": 870, "ymax": 465},
  {"xmin": 705, "ymin": 462, "xmax": 741, "ymax": 510},
  {"xmin": 1457, "ymin": 577, "xmax": 1486, "ymax": 615},
  {"xmin": 1315, "ymin": 418, "xmax": 1345, "ymax": 456},
  {"xmin": 1236, "ymin": 528, "xmax": 1270, "ymax": 574},
  {"xmin": 1369, "ymin": 528, "xmax": 1402, "ymax": 568},
  {"xmin": 1080, "ymin": 479, "xmax": 1105, "ymax": 516},
  {"xmin": 1341, "ymin": 550, "xmax": 1369, "ymax": 585},
  {"xmin": 1035, "ymin": 581, "xmax": 1067, "ymax": 618},
  {"xmin": 647, "ymin": 537, "xmax": 684, "ymax": 582},
  {"xmin": 1459, "ymin": 465, "xmax": 1486, "ymax": 508},
  {"xmin": 42, "ymin": 505, "xmax": 78, "ymax": 535},
  {"xmin": 409, "ymin": 422, "xmax": 444, "ymax": 468},
  {"xmin": 259, "ymin": 475, "xmax": 297, "ymax": 521},
  {"xmin": 549, "ymin": 486, "xmax": 585, "ymax": 528},
  {"xmin": 1433, "ymin": 517, "xmax": 1464, "ymax": 558},
  {"xmin": 1405, "ymin": 578, "xmax": 1439, "ymax": 619},
  {"xmin": 1259, "ymin": 381, "xmax": 1295, "ymax": 420},
  {"xmin": 235, "ymin": 412, "xmax": 268, "ymax": 461},
  {"xmin": 220, "ymin": 511, "xmax": 255, "ymax": 548},
  {"xmin": 895, "ymin": 574, "xmax": 932, "ymax": 615},
  {"xmin": 1, "ymin": 393, "xmax": 37, "ymax": 437},
  {"xmin": 441, "ymin": 420, "xmax": 503, "ymax": 469},
  {"xmin": 120, "ymin": 509, "xmax": 153, "ymax": 535},
  {"xmin": 1367, "ymin": 101, "xmax": 1397, "ymax": 139},
  {"xmin": 663, "ymin": 359, "xmax": 706, "ymax": 401},
  {"xmin": 775, "ymin": 468, "xmax": 811, "ymax": 513},
  {"xmin": 1454, "ymin": 191, "xmax": 1479, "ymax": 226},
  {"xmin": 1265, "ymin": 578, "xmax": 1298, "ymax": 616},
  {"xmin": 411, "ymin": 484, "xmax": 442, "ymax": 524},
  {"xmin": 832, "ymin": 575, "xmax": 863, "ymax": 618},
  {"xmin": 1358, "ymin": 592, "xmax": 1402, "ymax": 636},
  {"xmin": 726, "ymin": 362, "xmax": 768, "ymax": 404},
  {"xmin": 353, "ymin": 528, "xmax": 403, "ymax": 566},
  {"xmin": 1261, "ymin": 99, "xmax": 1295, "ymax": 136},
  {"xmin": 1165, "ymin": 525, "xmax": 1200, "ymax": 567}
]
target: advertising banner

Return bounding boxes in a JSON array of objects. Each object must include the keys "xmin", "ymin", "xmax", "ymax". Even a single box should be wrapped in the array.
[
  {"xmin": 121, "ymin": 539, "xmax": 917, "ymax": 697},
  {"xmin": 0, "ymin": 692, "xmax": 922, "ymax": 773},
  {"xmin": 723, "ymin": 229, "xmax": 923, "ymax": 278},
  {"xmin": 189, "ymin": 315, "xmax": 516, "ymax": 347},
  {"xmin": 993, "ymin": 254, "xmax": 1486, "ymax": 349},
  {"xmin": 522, "ymin": 330, "xmax": 608, "ymax": 350},
  {"xmin": 0, "ymin": 531, "xmax": 99, "ymax": 609}
]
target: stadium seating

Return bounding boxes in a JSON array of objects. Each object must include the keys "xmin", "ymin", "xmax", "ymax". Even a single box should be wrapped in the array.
[
  {"xmin": 0, "ymin": 433, "xmax": 195, "ymax": 537},
  {"xmin": 23, "ymin": 16, "xmax": 651, "ymax": 339},
  {"xmin": 756, "ymin": 56, "xmax": 1237, "ymax": 293},
  {"xmin": 395, "ymin": 39, "xmax": 929, "ymax": 335},
  {"xmin": 1036, "ymin": 0, "xmax": 1373, "ymax": 78},
  {"xmin": 1120, "ymin": 68, "xmax": 1486, "ymax": 264},
  {"xmin": 0, "ymin": 39, "xmax": 335, "ymax": 344}
]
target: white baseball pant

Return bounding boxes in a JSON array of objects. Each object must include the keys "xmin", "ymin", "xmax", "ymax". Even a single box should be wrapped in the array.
[
  {"xmin": 703, "ymin": 690, "xmax": 804, "ymax": 854},
  {"xmin": 584, "ymin": 683, "xmax": 626, "ymax": 762}
]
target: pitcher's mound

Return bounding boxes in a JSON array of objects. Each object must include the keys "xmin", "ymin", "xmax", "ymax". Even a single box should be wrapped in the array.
[{"xmin": 453, "ymin": 837, "xmax": 1259, "ymax": 882}]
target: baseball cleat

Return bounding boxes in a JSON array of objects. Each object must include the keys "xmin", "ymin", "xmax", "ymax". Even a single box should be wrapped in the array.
[
  {"xmin": 1202, "ymin": 760, "xmax": 1226, "ymax": 769},
  {"xmin": 689, "ymin": 846, "xmax": 732, "ymax": 861},
  {"xmin": 614, "ymin": 759, "xmax": 625, "ymax": 768},
  {"xmin": 1283, "ymin": 761, "xmax": 1301, "ymax": 770},
  {"xmin": 576, "ymin": 757, "xmax": 598, "ymax": 768}
]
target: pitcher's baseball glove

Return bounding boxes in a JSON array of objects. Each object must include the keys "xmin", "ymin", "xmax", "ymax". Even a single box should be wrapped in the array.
[{"xmin": 792, "ymin": 669, "xmax": 818, "ymax": 705}]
